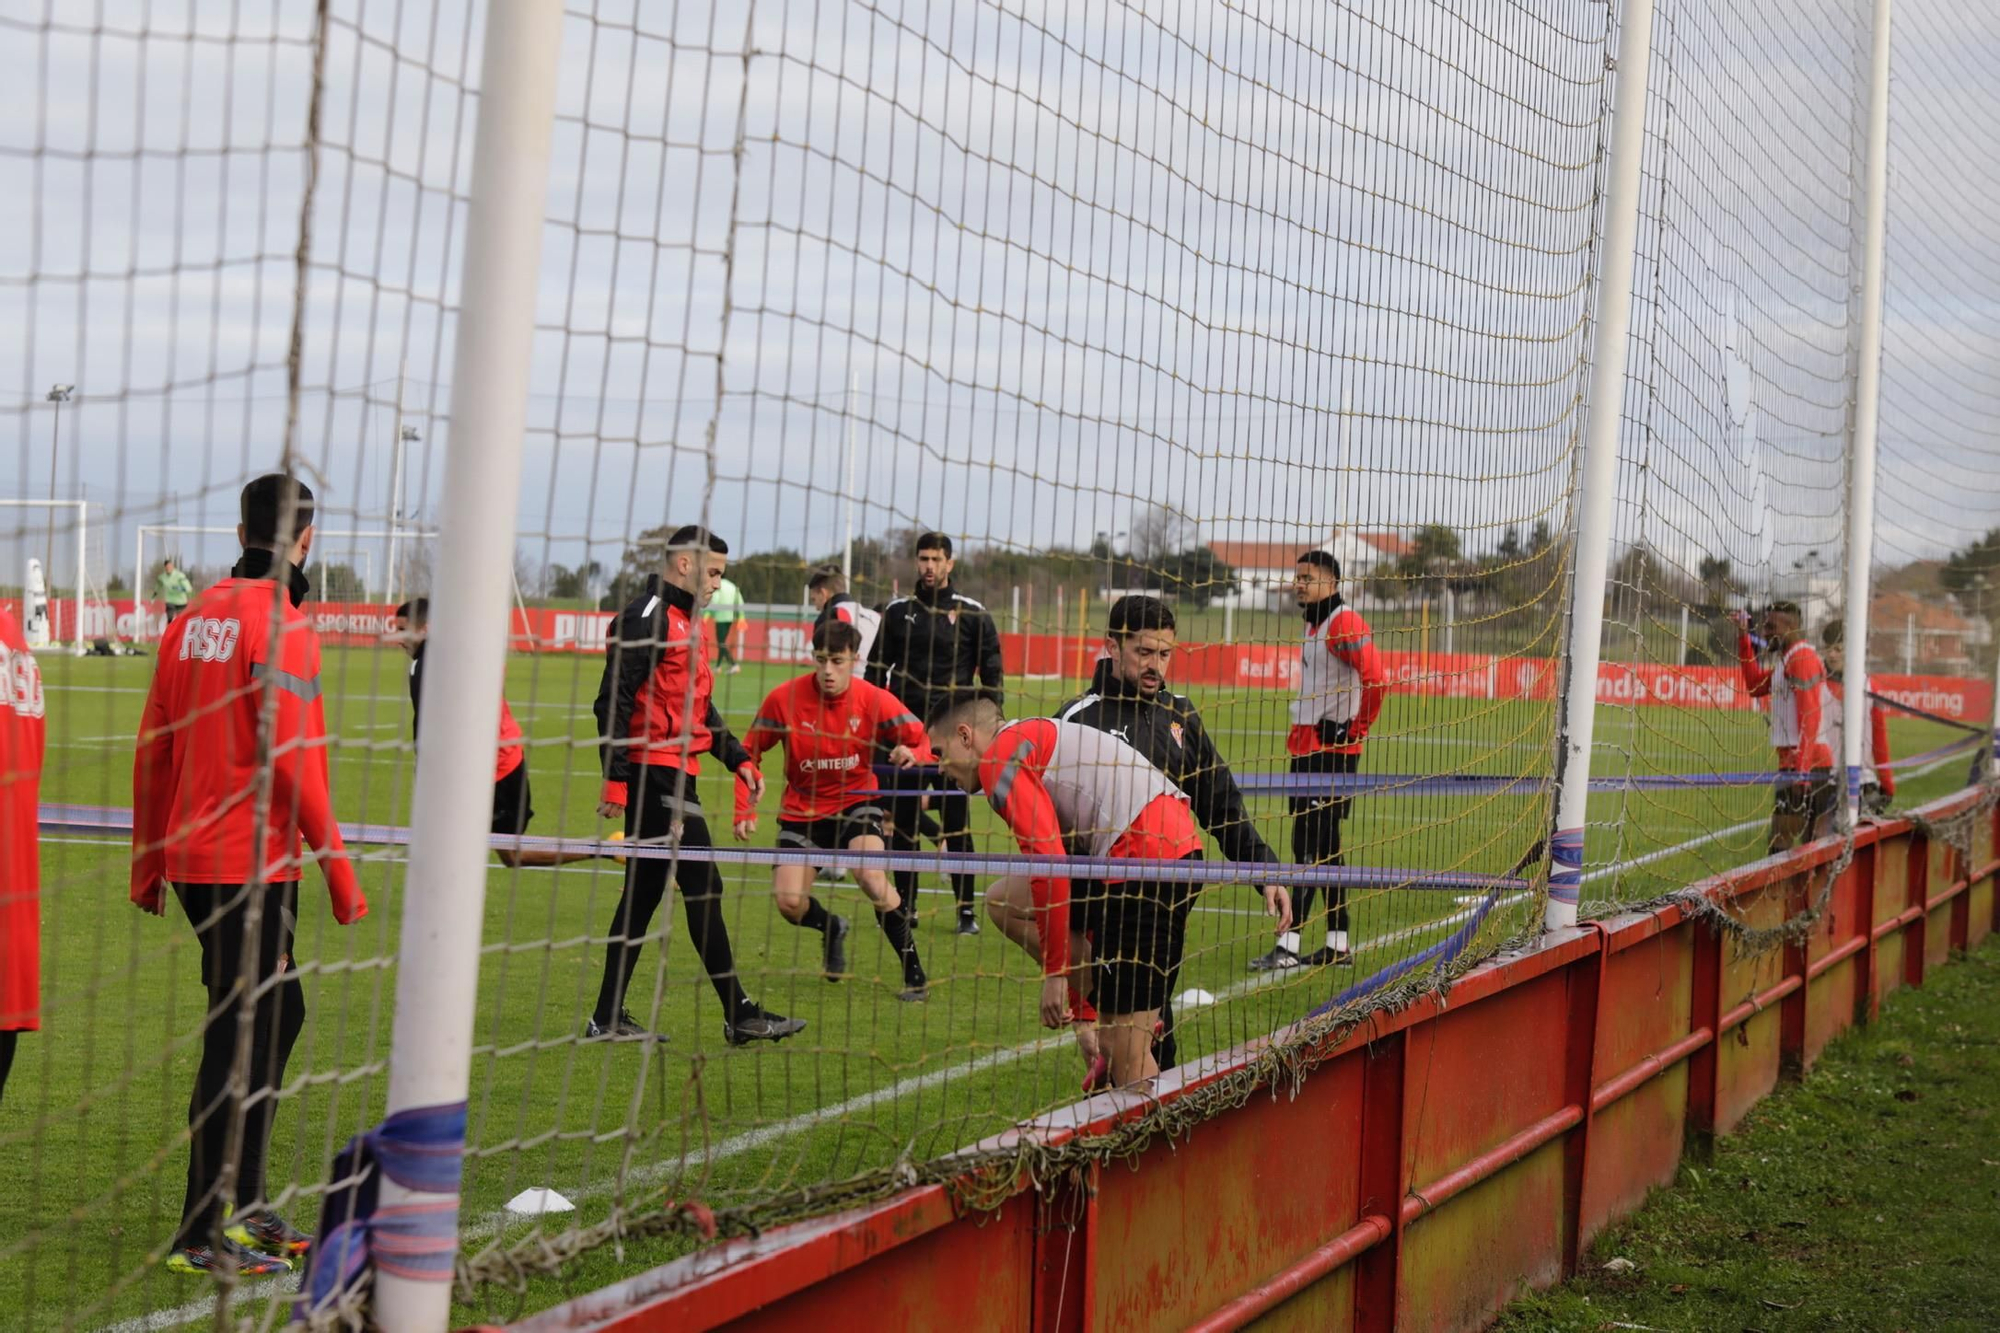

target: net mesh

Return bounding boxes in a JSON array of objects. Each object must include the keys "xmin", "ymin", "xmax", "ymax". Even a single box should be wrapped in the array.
[{"xmin": 0, "ymin": 2, "xmax": 1995, "ymax": 1329}]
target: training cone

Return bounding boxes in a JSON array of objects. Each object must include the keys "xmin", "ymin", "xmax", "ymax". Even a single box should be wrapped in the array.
[
  {"xmin": 1175, "ymin": 988, "xmax": 1217, "ymax": 1008},
  {"xmin": 505, "ymin": 1187, "xmax": 576, "ymax": 1217}
]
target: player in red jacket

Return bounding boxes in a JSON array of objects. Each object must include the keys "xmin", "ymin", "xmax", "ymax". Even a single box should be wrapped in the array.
[
  {"xmin": 131, "ymin": 474, "xmax": 367, "ymax": 1276},
  {"xmin": 1732, "ymin": 601, "xmax": 1833, "ymax": 851},
  {"xmin": 591, "ymin": 525, "xmax": 803, "ymax": 1047},
  {"xmin": 932, "ymin": 696, "xmax": 1290, "ymax": 1088},
  {"xmin": 0, "ymin": 605, "xmax": 45, "ymax": 1109},
  {"xmin": 1252, "ymin": 550, "xmax": 1388, "ymax": 971},
  {"xmin": 734, "ymin": 619, "xmax": 930, "ymax": 998}
]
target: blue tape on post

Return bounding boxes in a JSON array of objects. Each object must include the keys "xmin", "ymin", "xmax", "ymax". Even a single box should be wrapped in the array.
[
  {"xmin": 1548, "ymin": 827, "xmax": 1584, "ymax": 906},
  {"xmin": 297, "ymin": 1101, "xmax": 468, "ymax": 1321}
]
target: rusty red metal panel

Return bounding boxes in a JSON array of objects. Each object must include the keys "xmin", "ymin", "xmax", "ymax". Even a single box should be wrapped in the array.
[
  {"xmin": 1968, "ymin": 877, "xmax": 1994, "ymax": 949},
  {"xmin": 1581, "ymin": 919, "xmax": 1695, "ymax": 1245},
  {"xmin": 1397, "ymin": 1137, "xmax": 1567, "ymax": 1332},
  {"xmin": 1352, "ymin": 1032, "xmax": 1409, "ymax": 1333},
  {"xmin": 1399, "ymin": 966, "xmax": 1571, "ymax": 1190},
  {"xmin": 1087, "ymin": 1051, "xmax": 1368, "ymax": 1330},
  {"xmin": 1684, "ymin": 915, "xmax": 1723, "ymax": 1152}
]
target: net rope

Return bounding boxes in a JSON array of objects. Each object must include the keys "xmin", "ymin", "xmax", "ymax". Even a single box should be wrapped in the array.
[{"xmin": 2, "ymin": 2, "xmax": 1998, "ymax": 1329}]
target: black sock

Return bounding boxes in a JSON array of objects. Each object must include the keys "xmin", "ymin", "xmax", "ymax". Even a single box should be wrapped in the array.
[
  {"xmin": 877, "ymin": 909, "xmax": 926, "ymax": 987},
  {"xmin": 799, "ymin": 898, "xmax": 831, "ymax": 932}
]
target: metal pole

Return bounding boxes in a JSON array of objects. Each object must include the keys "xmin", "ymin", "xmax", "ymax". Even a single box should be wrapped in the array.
[
  {"xmin": 1548, "ymin": 0, "xmax": 1658, "ymax": 931},
  {"xmin": 1679, "ymin": 603, "xmax": 1690, "ymax": 666},
  {"xmin": 843, "ymin": 370, "xmax": 858, "ymax": 583},
  {"xmin": 1904, "ymin": 613, "xmax": 1914, "ymax": 673},
  {"xmin": 75, "ymin": 502, "xmax": 87, "ymax": 654},
  {"xmin": 388, "ymin": 361, "xmax": 413, "ymax": 607},
  {"xmin": 372, "ymin": 5, "xmax": 563, "ymax": 1329},
  {"xmin": 1842, "ymin": 0, "xmax": 1892, "ymax": 821},
  {"xmin": 1010, "ymin": 584, "xmax": 1020, "ymax": 633},
  {"xmin": 1224, "ymin": 599, "xmax": 1234, "ymax": 644},
  {"xmin": 133, "ymin": 526, "xmax": 144, "ymax": 637}
]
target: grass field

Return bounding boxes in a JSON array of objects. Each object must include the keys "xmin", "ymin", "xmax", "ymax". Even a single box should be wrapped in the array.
[
  {"xmin": 1495, "ymin": 936, "xmax": 2000, "ymax": 1331},
  {"xmin": 0, "ymin": 647, "xmax": 1979, "ymax": 1330}
]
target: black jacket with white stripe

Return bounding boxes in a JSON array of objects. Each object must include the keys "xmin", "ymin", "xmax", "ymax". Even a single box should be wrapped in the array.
[
  {"xmin": 865, "ymin": 582, "xmax": 1004, "ymax": 725},
  {"xmin": 1056, "ymin": 657, "xmax": 1278, "ymax": 868}
]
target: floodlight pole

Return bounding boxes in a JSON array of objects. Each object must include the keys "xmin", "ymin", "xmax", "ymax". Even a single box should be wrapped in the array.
[
  {"xmin": 1548, "ymin": 0, "xmax": 1658, "ymax": 930},
  {"xmin": 1842, "ymin": 0, "xmax": 1893, "ymax": 817},
  {"xmin": 372, "ymin": 4, "xmax": 564, "ymax": 1330}
]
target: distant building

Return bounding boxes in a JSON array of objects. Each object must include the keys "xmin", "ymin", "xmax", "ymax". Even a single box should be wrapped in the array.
[
  {"xmin": 1869, "ymin": 591, "xmax": 1976, "ymax": 673},
  {"xmin": 1209, "ymin": 530, "xmax": 1414, "ymax": 612}
]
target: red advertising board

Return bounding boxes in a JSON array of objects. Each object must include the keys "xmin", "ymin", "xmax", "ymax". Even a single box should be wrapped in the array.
[{"xmin": 10, "ymin": 597, "xmax": 1991, "ymax": 722}]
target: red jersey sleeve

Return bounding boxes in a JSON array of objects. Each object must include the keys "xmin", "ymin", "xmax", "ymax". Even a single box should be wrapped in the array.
[
  {"xmin": 1737, "ymin": 632, "xmax": 1773, "ymax": 697},
  {"xmin": 737, "ymin": 684, "xmax": 788, "ymax": 821},
  {"xmin": 1785, "ymin": 646, "xmax": 1826, "ymax": 774},
  {"xmin": 262, "ymin": 624, "xmax": 366, "ymax": 923},
  {"xmin": 1329, "ymin": 609, "xmax": 1387, "ymax": 744},
  {"xmin": 130, "ymin": 654, "xmax": 177, "ymax": 912},
  {"xmin": 1871, "ymin": 702, "xmax": 1895, "ymax": 795},
  {"xmin": 978, "ymin": 720, "xmax": 1070, "ymax": 976},
  {"xmin": 871, "ymin": 686, "xmax": 933, "ymax": 761}
]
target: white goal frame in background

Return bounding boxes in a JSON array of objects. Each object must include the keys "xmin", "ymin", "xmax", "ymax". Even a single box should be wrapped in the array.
[
  {"xmin": 0, "ymin": 498, "xmax": 93, "ymax": 655},
  {"xmin": 134, "ymin": 524, "xmax": 440, "ymax": 628}
]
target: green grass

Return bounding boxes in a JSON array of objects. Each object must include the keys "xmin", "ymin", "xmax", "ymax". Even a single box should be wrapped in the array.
[
  {"xmin": 1495, "ymin": 937, "xmax": 2000, "ymax": 1332},
  {"xmin": 0, "ymin": 648, "xmax": 1980, "ymax": 1330}
]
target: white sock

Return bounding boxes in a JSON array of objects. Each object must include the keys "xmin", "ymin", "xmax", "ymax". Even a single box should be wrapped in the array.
[
  {"xmin": 1329, "ymin": 929, "xmax": 1350, "ymax": 953},
  {"xmin": 1278, "ymin": 931, "xmax": 1300, "ymax": 954}
]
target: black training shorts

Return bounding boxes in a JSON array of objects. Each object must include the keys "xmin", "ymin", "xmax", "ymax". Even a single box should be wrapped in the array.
[
  {"xmin": 491, "ymin": 763, "xmax": 536, "ymax": 837},
  {"xmin": 778, "ymin": 802, "xmax": 887, "ymax": 854},
  {"xmin": 1093, "ymin": 852, "xmax": 1201, "ymax": 1017}
]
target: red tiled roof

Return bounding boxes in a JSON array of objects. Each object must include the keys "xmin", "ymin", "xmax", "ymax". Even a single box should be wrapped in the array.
[{"xmin": 1209, "ymin": 530, "xmax": 1412, "ymax": 570}]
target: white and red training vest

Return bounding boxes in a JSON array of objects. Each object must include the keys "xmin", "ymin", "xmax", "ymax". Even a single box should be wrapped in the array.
[
  {"xmin": 1291, "ymin": 605, "xmax": 1371, "ymax": 727},
  {"xmin": 1765, "ymin": 640, "xmax": 1825, "ymax": 751},
  {"xmin": 991, "ymin": 717, "xmax": 1184, "ymax": 856}
]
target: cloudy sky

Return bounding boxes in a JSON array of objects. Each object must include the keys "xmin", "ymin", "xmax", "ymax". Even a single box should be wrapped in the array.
[{"xmin": 1, "ymin": 0, "xmax": 1996, "ymax": 599}]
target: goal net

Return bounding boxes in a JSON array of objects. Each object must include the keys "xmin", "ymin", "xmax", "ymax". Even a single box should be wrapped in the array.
[{"xmin": 2, "ymin": 3, "xmax": 1996, "ymax": 1330}]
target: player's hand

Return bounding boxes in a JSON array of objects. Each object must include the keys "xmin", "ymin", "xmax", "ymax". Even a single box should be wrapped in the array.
[
  {"xmin": 888, "ymin": 744, "xmax": 920, "ymax": 769},
  {"xmin": 133, "ymin": 880, "xmax": 167, "ymax": 916},
  {"xmin": 1260, "ymin": 884, "xmax": 1293, "ymax": 933},
  {"xmin": 732, "ymin": 817, "xmax": 757, "ymax": 842},
  {"xmin": 737, "ymin": 764, "xmax": 765, "ymax": 803},
  {"xmin": 598, "ymin": 800, "xmax": 626, "ymax": 820},
  {"xmin": 1040, "ymin": 976, "xmax": 1071, "ymax": 1030},
  {"xmin": 1728, "ymin": 608, "xmax": 1752, "ymax": 631}
]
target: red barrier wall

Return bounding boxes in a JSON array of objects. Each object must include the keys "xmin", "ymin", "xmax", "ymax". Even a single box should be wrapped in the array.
[
  {"xmin": 17, "ymin": 597, "xmax": 1985, "ymax": 720},
  {"xmin": 510, "ymin": 788, "xmax": 2000, "ymax": 1333}
]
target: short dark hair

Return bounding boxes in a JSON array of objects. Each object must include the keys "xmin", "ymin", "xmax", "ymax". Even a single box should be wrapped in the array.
[
  {"xmin": 240, "ymin": 473, "xmax": 315, "ymax": 549},
  {"xmin": 812, "ymin": 618, "xmax": 862, "ymax": 655},
  {"xmin": 914, "ymin": 531, "xmax": 953, "ymax": 558},
  {"xmin": 665, "ymin": 525, "xmax": 729, "ymax": 555},
  {"xmin": 1765, "ymin": 599, "xmax": 1803, "ymax": 622},
  {"xmin": 807, "ymin": 565, "xmax": 846, "ymax": 594},
  {"xmin": 394, "ymin": 597, "xmax": 430, "ymax": 628},
  {"xmin": 1821, "ymin": 616, "xmax": 1845, "ymax": 649},
  {"xmin": 1298, "ymin": 549, "xmax": 1340, "ymax": 578},
  {"xmin": 1107, "ymin": 593, "xmax": 1176, "ymax": 638},
  {"xmin": 927, "ymin": 692, "xmax": 1005, "ymax": 735}
]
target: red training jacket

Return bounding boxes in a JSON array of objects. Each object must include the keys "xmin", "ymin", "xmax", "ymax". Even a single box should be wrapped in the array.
[
  {"xmin": 736, "ymin": 674, "xmax": 931, "ymax": 821},
  {"xmin": 131, "ymin": 578, "xmax": 366, "ymax": 922},
  {"xmin": 0, "ymin": 607, "xmax": 46, "ymax": 1032},
  {"xmin": 593, "ymin": 577, "xmax": 751, "ymax": 806}
]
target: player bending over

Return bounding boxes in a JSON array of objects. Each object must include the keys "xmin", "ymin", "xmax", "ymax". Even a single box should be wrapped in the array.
[
  {"xmin": 1057, "ymin": 594, "xmax": 1290, "ymax": 1069},
  {"xmin": 931, "ymin": 696, "xmax": 1290, "ymax": 1088},
  {"xmin": 735, "ymin": 619, "xmax": 930, "ymax": 1000},
  {"xmin": 1732, "ymin": 601, "xmax": 1832, "ymax": 851},
  {"xmin": 1818, "ymin": 616, "xmax": 1895, "ymax": 829},
  {"xmin": 390, "ymin": 598, "xmax": 615, "ymax": 869}
]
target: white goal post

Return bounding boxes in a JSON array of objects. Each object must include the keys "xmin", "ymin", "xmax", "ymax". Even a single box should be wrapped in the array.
[
  {"xmin": 0, "ymin": 498, "xmax": 91, "ymax": 655},
  {"xmin": 134, "ymin": 524, "xmax": 440, "ymax": 630}
]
